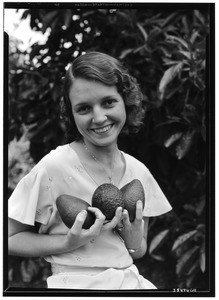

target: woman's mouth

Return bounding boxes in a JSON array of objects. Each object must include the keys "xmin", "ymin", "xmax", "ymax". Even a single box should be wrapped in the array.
[{"xmin": 91, "ymin": 124, "xmax": 114, "ymax": 134}]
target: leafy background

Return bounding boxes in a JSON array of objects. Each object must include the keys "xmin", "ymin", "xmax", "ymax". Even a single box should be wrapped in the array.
[{"xmin": 7, "ymin": 4, "xmax": 212, "ymax": 291}]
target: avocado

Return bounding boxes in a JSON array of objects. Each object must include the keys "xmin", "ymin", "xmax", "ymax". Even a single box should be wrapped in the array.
[
  {"xmin": 92, "ymin": 183, "xmax": 124, "ymax": 220},
  {"xmin": 120, "ymin": 179, "xmax": 145, "ymax": 222},
  {"xmin": 56, "ymin": 194, "xmax": 95, "ymax": 229}
]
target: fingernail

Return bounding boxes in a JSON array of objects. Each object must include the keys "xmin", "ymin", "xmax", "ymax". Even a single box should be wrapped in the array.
[
  {"xmin": 81, "ymin": 210, "xmax": 87, "ymax": 216},
  {"xmin": 117, "ymin": 207, "xmax": 122, "ymax": 213}
]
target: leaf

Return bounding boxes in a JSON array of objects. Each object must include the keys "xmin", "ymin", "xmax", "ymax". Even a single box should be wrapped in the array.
[
  {"xmin": 119, "ymin": 48, "xmax": 133, "ymax": 59},
  {"xmin": 28, "ymin": 119, "xmax": 51, "ymax": 140},
  {"xmin": 190, "ymin": 31, "xmax": 200, "ymax": 44},
  {"xmin": 82, "ymin": 10, "xmax": 95, "ymax": 18},
  {"xmin": 187, "ymin": 260, "xmax": 200, "ymax": 276},
  {"xmin": 165, "ymin": 84, "xmax": 183, "ymax": 99},
  {"xmin": 41, "ymin": 10, "xmax": 59, "ymax": 33},
  {"xmin": 161, "ymin": 11, "xmax": 182, "ymax": 28},
  {"xmin": 158, "ymin": 46, "xmax": 172, "ymax": 58},
  {"xmin": 159, "ymin": 62, "xmax": 183, "ymax": 100},
  {"xmin": 196, "ymin": 196, "xmax": 205, "ymax": 216},
  {"xmin": 155, "ymin": 116, "xmax": 182, "ymax": 128},
  {"xmin": 201, "ymin": 125, "xmax": 206, "ymax": 142},
  {"xmin": 136, "ymin": 22, "xmax": 148, "ymax": 42},
  {"xmin": 175, "ymin": 129, "xmax": 196, "ymax": 159},
  {"xmin": 179, "ymin": 50, "xmax": 192, "ymax": 60},
  {"xmin": 43, "ymin": 10, "xmax": 59, "ymax": 25},
  {"xmin": 199, "ymin": 251, "xmax": 205, "ymax": 273},
  {"xmin": 149, "ymin": 229, "xmax": 169, "ymax": 254},
  {"xmin": 20, "ymin": 259, "xmax": 39, "ymax": 283},
  {"xmin": 63, "ymin": 9, "xmax": 73, "ymax": 28},
  {"xmin": 176, "ymin": 246, "xmax": 199, "ymax": 277},
  {"xmin": 166, "ymin": 34, "xmax": 189, "ymax": 49},
  {"xmin": 186, "ymin": 262, "xmax": 200, "ymax": 287},
  {"xmin": 150, "ymin": 253, "xmax": 165, "ymax": 261},
  {"xmin": 133, "ymin": 45, "xmax": 148, "ymax": 54},
  {"xmin": 172, "ymin": 230, "xmax": 197, "ymax": 252},
  {"xmin": 194, "ymin": 10, "xmax": 205, "ymax": 24},
  {"xmin": 20, "ymin": 88, "xmax": 36, "ymax": 99},
  {"xmin": 199, "ymin": 241, "xmax": 205, "ymax": 272},
  {"xmin": 164, "ymin": 132, "xmax": 183, "ymax": 148}
]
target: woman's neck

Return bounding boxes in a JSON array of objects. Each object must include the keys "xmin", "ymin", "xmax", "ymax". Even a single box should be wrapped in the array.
[
  {"xmin": 70, "ymin": 139, "xmax": 125, "ymax": 186},
  {"xmin": 81, "ymin": 139, "xmax": 119, "ymax": 167}
]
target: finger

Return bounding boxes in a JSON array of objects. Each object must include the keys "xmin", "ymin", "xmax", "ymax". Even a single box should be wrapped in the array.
[
  {"xmin": 134, "ymin": 200, "xmax": 143, "ymax": 225},
  {"xmin": 135, "ymin": 200, "xmax": 143, "ymax": 218},
  {"xmin": 122, "ymin": 209, "xmax": 131, "ymax": 227},
  {"xmin": 102, "ymin": 207, "xmax": 123, "ymax": 231},
  {"xmin": 87, "ymin": 206, "xmax": 106, "ymax": 222},
  {"xmin": 87, "ymin": 207, "xmax": 106, "ymax": 234},
  {"xmin": 70, "ymin": 210, "xmax": 87, "ymax": 234},
  {"xmin": 116, "ymin": 220, "xmax": 125, "ymax": 232}
]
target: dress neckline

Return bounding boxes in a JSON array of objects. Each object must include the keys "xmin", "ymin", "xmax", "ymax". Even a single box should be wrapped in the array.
[{"xmin": 67, "ymin": 143, "xmax": 127, "ymax": 188}]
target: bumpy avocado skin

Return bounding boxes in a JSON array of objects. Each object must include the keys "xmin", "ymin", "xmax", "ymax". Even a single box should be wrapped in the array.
[
  {"xmin": 56, "ymin": 195, "xmax": 95, "ymax": 229},
  {"xmin": 120, "ymin": 179, "xmax": 145, "ymax": 222},
  {"xmin": 92, "ymin": 183, "xmax": 124, "ymax": 220}
]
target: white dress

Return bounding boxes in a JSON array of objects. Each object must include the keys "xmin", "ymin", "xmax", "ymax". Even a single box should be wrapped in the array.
[{"xmin": 8, "ymin": 144, "xmax": 172, "ymax": 289}]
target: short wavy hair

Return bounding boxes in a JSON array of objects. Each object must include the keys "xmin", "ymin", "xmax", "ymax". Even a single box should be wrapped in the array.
[{"xmin": 61, "ymin": 51, "xmax": 145, "ymax": 142}]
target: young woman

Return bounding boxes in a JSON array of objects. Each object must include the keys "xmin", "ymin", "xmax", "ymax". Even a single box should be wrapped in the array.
[{"xmin": 8, "ymin": 52, "xmax": 172, "ymax": 289}]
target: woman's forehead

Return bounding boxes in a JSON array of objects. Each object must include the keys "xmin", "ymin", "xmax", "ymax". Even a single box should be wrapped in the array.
[{"xmin": 69, "ymin": 78, "xmax": 121, "ymax": 104}]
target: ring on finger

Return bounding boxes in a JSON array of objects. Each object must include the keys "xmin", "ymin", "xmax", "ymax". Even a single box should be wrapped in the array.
[{"xmin": 117, "ymin": 225, "xmax": 124, "ymax": 231}]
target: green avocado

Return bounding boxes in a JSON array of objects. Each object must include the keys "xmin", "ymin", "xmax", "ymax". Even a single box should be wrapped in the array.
[
  {"xmin": 120, "ymin": 179, "xmax": 145, "ymax": 222},
  {"xmin": 56, "ymin": 194, "xmax": 95, "ymax": 229},
  {"xmin": 92, "ymin": 183, "xmax": 124, "ymax": 220}
]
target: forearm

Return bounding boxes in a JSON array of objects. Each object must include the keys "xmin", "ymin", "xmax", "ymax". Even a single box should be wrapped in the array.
[
  {"xmin": 129, "ymin": 237, "xmax": 147, "ymax": 260},
  {"xmin": 8, "ymin": 231, "xmax": 69, "ymax": 257},
  {"xmin": 117, "ymin": 216, "xmax": 149, "ymax": 260}
]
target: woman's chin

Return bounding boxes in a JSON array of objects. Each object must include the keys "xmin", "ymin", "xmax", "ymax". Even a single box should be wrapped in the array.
[{"xmin": 85, "ymin": 132, "xmax": 118, "ymax": 147}]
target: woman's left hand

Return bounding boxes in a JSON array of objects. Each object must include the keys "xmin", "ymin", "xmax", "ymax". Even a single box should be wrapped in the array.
[{"xmin": 116, "ymin": 200, "xmax": 144, "ymax": 250}]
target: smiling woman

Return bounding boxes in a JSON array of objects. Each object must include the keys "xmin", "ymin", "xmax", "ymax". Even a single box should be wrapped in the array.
[
  {"xmin": 8, "ymin": 51, "xmax": 172, "ymax": 290},
  {"xmin": 62, "ymin": 52, "xmax": 145, "ymax": 142},
  {"xmin": 69, "ymin": 78, "xmax": 126, "ymax": 148}
]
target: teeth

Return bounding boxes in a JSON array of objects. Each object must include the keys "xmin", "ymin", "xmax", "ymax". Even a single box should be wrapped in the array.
[{"xmin": 93, "ymin": 125, "xmax": 112, "ymax": 134}]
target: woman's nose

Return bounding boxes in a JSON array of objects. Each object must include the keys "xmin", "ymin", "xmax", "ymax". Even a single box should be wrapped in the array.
[{"xmin": 92, "ymin": 107, "xmax": 107, "ymax": 124}]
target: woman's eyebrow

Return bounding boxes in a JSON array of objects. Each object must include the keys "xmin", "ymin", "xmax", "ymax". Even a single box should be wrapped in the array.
[
  {"xmin": 73, "ymin": 94, "xmax": 120, "ymax": 109},
  {"xmin": 101, "ymin": 95, "xmax": 119, "ymax": 101},
  {"xmin": 73, "ymin": 102, "xmax": 89, "ymax": 108}
]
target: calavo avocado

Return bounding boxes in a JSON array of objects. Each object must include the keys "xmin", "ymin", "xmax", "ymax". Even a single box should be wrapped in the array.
[
  {"xmin": 57, "ymin": 179, "xmax": 145, "ymax": 229},
  {"xmin": 92, "ymin": 183, "xmax": 124, "ymax": 220},
  {"xmin": 120, "ymin": 179, "xmax": 145, "ymax": 222},
  {"xmin": 56, "ymin": 194, "xmax": 95, "ymax": 229}
]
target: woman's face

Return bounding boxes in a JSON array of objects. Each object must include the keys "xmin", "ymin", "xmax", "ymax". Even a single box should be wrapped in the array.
[{"xmin": 69, "ymin": 78, "xmax": 126, "ymax": 147}]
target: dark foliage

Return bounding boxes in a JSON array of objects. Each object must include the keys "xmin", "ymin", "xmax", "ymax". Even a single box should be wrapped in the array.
[{"xmin": 7, "ymin": 5, "xmax": 212, "ymax": 290}]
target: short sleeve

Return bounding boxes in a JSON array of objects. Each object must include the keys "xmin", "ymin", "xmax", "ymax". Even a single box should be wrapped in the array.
[
  {"xmin": 8, "ymin": 161, "xmax": 54, "ymax": 226},
  {"xmin": 143, "ymin": 169, "xmax": 172, "ymax": 217}
]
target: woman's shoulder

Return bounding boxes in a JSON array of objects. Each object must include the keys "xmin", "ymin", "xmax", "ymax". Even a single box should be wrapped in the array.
[
  {"xmin": 36, "ymin": 144, "xmax": 77, "ymax": 172},
  {"xmin": 122, "ymin": 151, "xmax": 148, "ymax": 170},
  {"xmin": 121, "ymin": 151, "xmax": 150, "ymax": 179}
]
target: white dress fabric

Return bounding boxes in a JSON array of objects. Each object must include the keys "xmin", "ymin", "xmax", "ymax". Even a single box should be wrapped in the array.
[
  {"xmin": 8, "ymin": 144, "xmax": 172, "ymax": 289},
  {"xmin": 47, "ymin": 264, "xmax": 157, "ymax": 289}
]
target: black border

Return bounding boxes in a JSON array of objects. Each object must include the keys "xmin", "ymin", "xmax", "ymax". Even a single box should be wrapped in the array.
[{"xmin": 3, "ymin": 2, "xmax": 215, "ymax": 297}]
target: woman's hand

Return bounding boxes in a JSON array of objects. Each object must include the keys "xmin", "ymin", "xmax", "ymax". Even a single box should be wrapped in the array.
[
  {"xmin": 116, "ymin": 200, "xmax": 148, "ymax": 258},
  {"xmin": 63, "ymin": 206, "xmax": 123, "ymax": 252}
]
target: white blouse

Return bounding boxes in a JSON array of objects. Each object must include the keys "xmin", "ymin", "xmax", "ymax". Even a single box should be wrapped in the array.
[{"xmin": 8, "ymin": 144, "xmax": 172, "ymax": 268}]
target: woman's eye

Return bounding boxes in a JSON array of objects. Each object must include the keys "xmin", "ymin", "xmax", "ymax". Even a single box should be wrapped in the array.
[
  {"xmin": 104, "ymin": 99, "xmax": 116, "ymax": 107},
  {"xmin": 77, "ymin": 106, "xmax": 91, "ymax": 114}
]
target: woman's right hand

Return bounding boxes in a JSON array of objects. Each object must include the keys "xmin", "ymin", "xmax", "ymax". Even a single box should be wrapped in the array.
[{"xmin": 63, "ymin": 206, "xmax": 123, "ymax": 251}]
